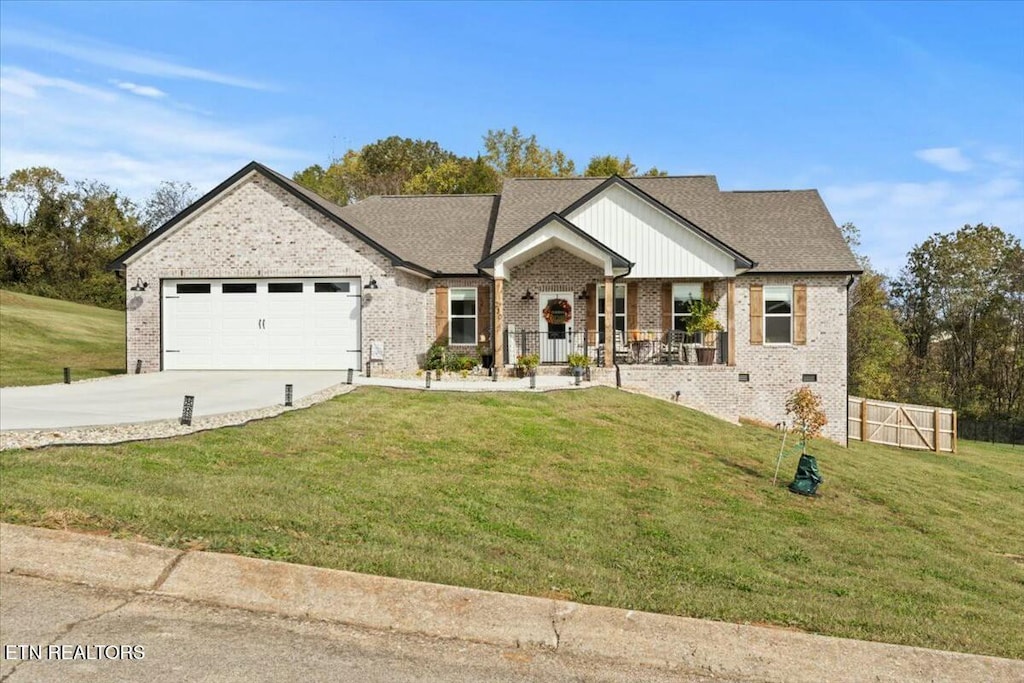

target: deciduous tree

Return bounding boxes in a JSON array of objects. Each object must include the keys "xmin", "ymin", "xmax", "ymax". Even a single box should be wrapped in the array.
[
  {"xmin": 0, "ymin": 168, "xmax": 144, "ymax": 308},
  {"xmin": 841, "ymin": 222, "xmax": 907, "ymax": 400},
  {"xmin": 142, "ymin": 180, "xmax": 197, "ymax": 233},
  {"xmin": 482, "ymin": 127, "xmax": 576, "ymax": 178},
  {"xmin": 892, "ymin": 224, "xmax": 1024, "ymax": 418}
]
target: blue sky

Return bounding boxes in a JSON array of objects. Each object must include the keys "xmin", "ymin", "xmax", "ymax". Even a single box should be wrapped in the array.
[{"xmin": 1, "ymin": 0, "xmax": 1021, "ymax": 274}]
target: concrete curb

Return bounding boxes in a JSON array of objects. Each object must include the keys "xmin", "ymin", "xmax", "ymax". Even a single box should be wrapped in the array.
[{"xmin": 2, "ymin": 523, "xmax": 1021, "ymax": 682}]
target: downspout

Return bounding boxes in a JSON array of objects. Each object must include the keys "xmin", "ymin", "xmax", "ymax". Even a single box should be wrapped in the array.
[
  {"xmin": 610, "ymin": 264, "xmax": 626, "ymax": 387},
  {"xmin": 845, "ymin": 274, "xmax": 856, "ymax": 447}
]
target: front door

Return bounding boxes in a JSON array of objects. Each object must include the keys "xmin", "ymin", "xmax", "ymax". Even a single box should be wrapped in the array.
[{"xmin": 539, "ymin": 291, "xmax": 573, "ymax": 363}]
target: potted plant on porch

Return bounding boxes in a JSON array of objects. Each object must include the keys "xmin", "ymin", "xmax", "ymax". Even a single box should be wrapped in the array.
[
  {"xmin": 567, "ymin": 352, "xmax": 591, "ymax": 380},
  {"xmin": 685, "ymin": 298, "xmax": 724, "ymax": 365},
  {"xmin": 515, "ymin": 353, "xmax": 539, "ymax": 378}
]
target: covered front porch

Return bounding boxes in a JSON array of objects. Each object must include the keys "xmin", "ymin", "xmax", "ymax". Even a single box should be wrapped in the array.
[
  {"xmin": 477, "ymin": 211, "xmax": 739, "ymax": 370},
  {"xmin": 502, "ymin": 324, "xmax": 731, "ymax": 367}
]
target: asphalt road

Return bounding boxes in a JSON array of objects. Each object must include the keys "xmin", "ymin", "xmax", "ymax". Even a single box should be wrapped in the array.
[{"xmin": 0, "ymin": 574, "xmax": 719, "ymax": 683}]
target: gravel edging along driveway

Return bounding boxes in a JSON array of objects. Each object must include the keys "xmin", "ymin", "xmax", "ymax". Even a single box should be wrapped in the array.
[{"xmin": 0, "ymin": 383, "xmax": 356, "ymax": 451}]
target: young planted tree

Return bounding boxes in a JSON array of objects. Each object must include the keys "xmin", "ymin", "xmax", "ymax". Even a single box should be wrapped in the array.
[{"xmin": 785, "ymin": 386, "xmax": 828, "ymax": 454}]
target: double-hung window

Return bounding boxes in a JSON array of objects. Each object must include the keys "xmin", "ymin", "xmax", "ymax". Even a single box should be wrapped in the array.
[
  {"xmin": 672, "ymin": 283, "xmax": 703, "ymax": 340},
  {"xmin": 596, "ymin": 284, "xmax": 626, "ymax": 343},
  {"xmin": 449, "ymin": 288, "xmax": 477, "ymax": 345},
  {"xmin": 764, "ymin": 285, "xmax": 793, "ymax": 344}
]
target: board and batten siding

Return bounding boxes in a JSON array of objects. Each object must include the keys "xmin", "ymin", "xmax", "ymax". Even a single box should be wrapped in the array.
[{"xmin": 566, "ymin": 184, "xmax": 735, "ymax": 279}]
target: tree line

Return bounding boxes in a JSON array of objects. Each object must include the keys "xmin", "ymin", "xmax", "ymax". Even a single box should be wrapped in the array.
[
  {"xmin": 846, "ymin": 222, "xmax": 1023, "ymax": 422},
  {"xmin": 292, "ymin": 127, "xmax": 666, "ymax": 205},
  {"xmin": 2, "ymin": 127, "xmax": 1019, "ymax": 423},
  {"xmin": 0, "ymin": 168, "xmax": 197, "ymax": 309}
]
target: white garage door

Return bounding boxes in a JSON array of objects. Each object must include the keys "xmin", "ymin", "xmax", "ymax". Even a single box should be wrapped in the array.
[{"xmin": 162, "ymin": 278, "xmax": 361, "ymax": 370}]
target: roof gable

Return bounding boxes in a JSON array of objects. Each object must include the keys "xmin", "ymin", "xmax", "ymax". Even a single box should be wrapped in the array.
[
  {"xmin": 564, "ymin": 182, "xmax": 747, "ymax": 278},
  {"xmin": 109, "ymin": 161, "xmax": 434, "ymax": 275},
  {"xmin": 478, "ymin": 212, "xmax": 631, "ymax": 278}
]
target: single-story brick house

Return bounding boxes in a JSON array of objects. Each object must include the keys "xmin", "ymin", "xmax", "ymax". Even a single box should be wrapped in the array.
[{"xmin": 111, "ymin": 161, "xmax": 861, "ymax": 443}]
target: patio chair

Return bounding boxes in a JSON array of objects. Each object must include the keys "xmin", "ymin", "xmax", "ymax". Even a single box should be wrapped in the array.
[
  {"xmin": 614, "ymin": 330, "xmax": 631, "ymax": 363},
  {"xmin": 660, "ymin": 330, "xmax": 687, "ymax": 364}
]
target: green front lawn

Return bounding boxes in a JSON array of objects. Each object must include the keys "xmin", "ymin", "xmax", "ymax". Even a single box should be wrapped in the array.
[
  {"xmin": 1, "ymin": 387, "xmax": 1021, "ymax": 657},
  {"xmin": 0, "ymin": 290, "xmax": 125, "ymax": 386}
]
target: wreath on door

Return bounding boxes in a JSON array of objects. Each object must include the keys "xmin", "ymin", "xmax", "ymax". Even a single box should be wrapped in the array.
[{"xmin": 543, "ymin": 298, "xmax": 572, "ymax": 325}]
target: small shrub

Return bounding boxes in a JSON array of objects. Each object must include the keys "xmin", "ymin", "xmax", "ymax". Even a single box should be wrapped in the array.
[
  {"xmin": 425, "ymin": 338, "xmax": 449, "ymax": 371},
  {"xmin": 567, "ymin": 352, "xmax": 591, "ymax": 369},
  {"xmin": 516, "ymin": 353, "xmax": 540, "ymax": 371}
]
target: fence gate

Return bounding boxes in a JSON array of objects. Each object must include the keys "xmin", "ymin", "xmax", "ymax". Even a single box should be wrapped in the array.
[{"xmin": 848, "ymin": 396, "xmax": 956, "ymax": 453}]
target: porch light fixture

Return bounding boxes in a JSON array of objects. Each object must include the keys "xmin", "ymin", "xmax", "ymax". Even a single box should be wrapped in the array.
[
  {"xmin": 522, "ymin": 289, "xmax": 535, "ymax": 300},
  {"xmin": 130, "ymin": 277, "xmax": 148, "ymax": 292},
  {"xmin": 364, "ymin": 278, "xmax": 379, "ymax": 290},
  {"xmin": 578, "ymin": 288, "xmax": 590, "ymax": 300}
]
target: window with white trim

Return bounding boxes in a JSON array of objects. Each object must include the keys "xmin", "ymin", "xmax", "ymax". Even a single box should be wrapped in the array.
[
  {"xmin": 597, "ymin": 284, "xmax": 626, "ymax": 343},
  {"xmin": 764, "ymin": 285, "xmax": 793, "ymax": 344},
  {"xmin": 449, "ymin": 288, "xmax": 477, "ymax": 345},
  {"xmin": 672, "ymin": 283, "xmax": 703, "ymax": 338}
]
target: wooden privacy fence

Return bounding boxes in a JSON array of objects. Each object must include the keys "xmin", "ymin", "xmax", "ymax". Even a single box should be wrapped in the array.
[{"xmin": 848, "ymin": 396, "xmax": 957, "ymax": 453}]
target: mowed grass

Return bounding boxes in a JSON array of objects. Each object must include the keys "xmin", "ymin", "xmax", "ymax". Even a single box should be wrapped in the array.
[
  {"xmin": 0, "ymin": 290, "xmax": 125, "ymax": 386},
  {"xmin": 1, "ymin": 387, "xmax": 1021, "ymax": 658}
]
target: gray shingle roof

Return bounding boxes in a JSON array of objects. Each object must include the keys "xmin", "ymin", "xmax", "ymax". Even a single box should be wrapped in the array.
[
  {"xmin": 334, "ymin": 194, "xmax": 499, "ymax": 275},
  {"xmin": 267, "ymin": 164, "xmax": 862, "ymax": 275},
  {"xmin": 490, "ymin": 177, "xmax": 605, "ymax": 250},
  {"xmin": 112, "ymin": 161, "xmax": 858, "ymax": 277},
  {"xmin": 259, "ymin": 164, "xmax": 497, "ymax": 274},
  {"xmin": 720, "ymin": 190, "xmax": 861, "ymax": 272},
  {"xmin": 488, "ymin": 175, "xmax": 859, "ymax": 273}
]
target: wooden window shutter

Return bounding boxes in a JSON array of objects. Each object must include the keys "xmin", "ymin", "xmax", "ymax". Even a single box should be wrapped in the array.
[
  {"xmin": 793, "ymin": 284, "xmax": 807, "ymax": 345},
  {"xmin": 477, "ymin": 286, "xmax": 490, "ymax": 344},
  {"xmin": 585, "ymin": 283, "xmax": 597, "ymax": 344},
  {"xmin": 435, "ymin": 285, "xmax": 449, "ymax": 342},
  {"xmin": 749, "ymin": 284, "xmax": 763, "ymax": 345},
  {"xmin": 661, "ymin": 282, "xmax": 672, "ymax": 331},
  {"xmin": 627, "ymin": 282, "xmax": 639, "ymax": 331}
]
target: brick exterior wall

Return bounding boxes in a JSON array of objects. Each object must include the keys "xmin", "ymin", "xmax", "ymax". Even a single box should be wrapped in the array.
[
  {"xmin": 503, "ymin": 247, "xmax": 603, "ymax": 335},
  {"xmin": 620, "ymin": 274, "xmax": 850, "ymax": 445},
  {"xmin": 125, "ymin": 173, "xmax": 429, "ymax": 374}
]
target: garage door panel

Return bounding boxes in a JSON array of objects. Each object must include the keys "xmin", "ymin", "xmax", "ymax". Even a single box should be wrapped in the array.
[{"xmin": 163, "ymin": 278, "xmax": 360, "ymax": 370}]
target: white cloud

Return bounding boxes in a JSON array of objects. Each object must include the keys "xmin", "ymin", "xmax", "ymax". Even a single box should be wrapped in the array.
[
  {"xmin": 2, "ymin": 26, "xmax": 271, "ymax": 91},
  {"xmin": 823, "ymin": 175, "xmax": 1024, "ymax": 276},
  {"xmin": 0, "ymin": 67, "xmax": 305, "ymax": 201},
  {"xmin": 915, "ymin": 147, "xmax": 973, "ymax": 173},
  {"xmin": 0, "ymin": 66, "xmax": 115, "ymax": 101},
  {"xmin": 113, "ymin": 80, "xmax": 166, "ymax": 99}
]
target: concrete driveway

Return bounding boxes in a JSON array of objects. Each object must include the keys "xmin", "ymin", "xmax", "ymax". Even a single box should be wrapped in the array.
[{"xmin": 0, "ymin": 371, "xmax": 349, "ymax": 431}]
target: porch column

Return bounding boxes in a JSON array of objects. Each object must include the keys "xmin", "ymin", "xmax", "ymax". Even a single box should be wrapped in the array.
[
  {"xmin": 727, "ymin": 279, "xmax": 736, "ymax": 366},
  {"xmin": 493, "ymin": 277, "xmax": 505, "ymax": 368},
  {"xmin": 604, "ymin": 276, "xmax": 614, "ymax": 367}
]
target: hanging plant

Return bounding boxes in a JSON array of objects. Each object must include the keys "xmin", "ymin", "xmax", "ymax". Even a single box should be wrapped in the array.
[{"xmin": 543, "ymin": 298, "xmax": 572, "ymax": 325}]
